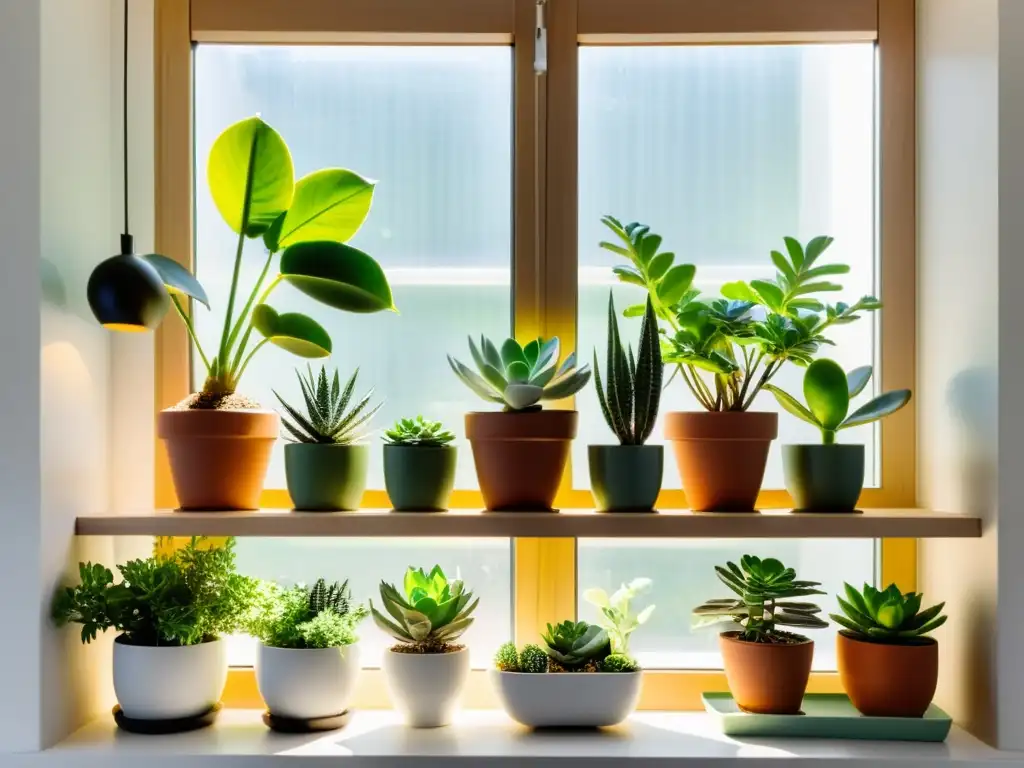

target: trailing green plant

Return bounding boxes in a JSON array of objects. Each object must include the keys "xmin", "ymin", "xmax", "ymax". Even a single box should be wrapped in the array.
[
  {"xmin": 765, "ymin": 360, "xmax": 911, "ymax": 445},
  {"xmin": 52, "ymin": 537, "xmax": 258, "ymax": 646},
  {"xmin": 601, "ymin": 653, "xmax": 640, "ymax": 673},
  {"xmin": 603, "ymin": 216, "xmax": 880, "ymax": 412},
  {"xmin": 583, "ymin": 577, "xmax": 655, "ymax": 655},
  {"xmin": 371, "ymin": 565, "xmax": 479, "ymax": 653},
  {"xmin": 494, "ymin": 642, "xmax": 520, "ymax": 671},
  {"xmin": 247, "ymin": 577, "xmax": 368, "ymax": 650},
  {"xmin": 383, "ymin": 416, "xmax": 455, "ymax": 447},
  {"xmin": 541, "ymin": 620, "xmax": 611, "ymax": 671},
  {"xmin": 594, "ymin": 294, "xmax": 663, "ymax": 445},
  {"xmin": 448, "ymin": 335, "xmax": 591, "ymax": 411},
  {"xmin": 831, "ymin": 583, "xmax": 946, "ymax": 645},
  {"xmin": 274, "ymin": 364, "xmax": 381, "ymax": 444},
  {"xmin": 518, "ymin": 644, "xmax": 549, "ymax": 673},
  {"xmin": 692, "ymin": 555, "xmax": 829, "ymax": 643},
  {"xmin": 127, "ymin": 116, "xmax": 395, "ymax": 403}
]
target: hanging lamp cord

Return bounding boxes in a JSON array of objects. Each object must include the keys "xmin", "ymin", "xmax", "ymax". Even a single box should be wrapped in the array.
[{"xmin": 122, "ymin": 0, "xmax": 129, "ymax": 236}]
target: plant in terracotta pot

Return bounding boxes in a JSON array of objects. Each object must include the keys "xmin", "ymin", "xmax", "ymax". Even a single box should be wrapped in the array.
[
  {"xmin": 449, "ymin": 335, "xmax": 591, "ymax": 511},
  {"xmin": 590, "ymin": 294, "xmax": 664, "ymax": 511},
  {"xmin": 765, "ymin": 360, "xmax": 912, "ymax": 512},
  {"xmin": 371, "ymin": 565, "xmax": 478, "ymax": 727},
  {"xmin": 275, "ymin": 364, "xmax": 381, "ymax": 511},
  {"xmin": 144, "ymin": 115, "xmax": 394, "ymax": 510},
  {"xmin": 247, "ymin": 577, "xmax": 368, "ymax": 727},
  {"xmin": 52, "ymin": 537, "xmax": 257, "ymax": 725},
  {"xmin": 831, "ymin": 583, "xmax": 946, "ymax": 717},
  {"xmin": 692, "ymin": 555, "xmax": 828, "ymax": 714},
  {"xmin": 383, "ymin": 416, "xmax": 457, "ymax": 511},
  {"xmin": 604, "ymin": 215, "xmax": 879, "ymax": 511}
]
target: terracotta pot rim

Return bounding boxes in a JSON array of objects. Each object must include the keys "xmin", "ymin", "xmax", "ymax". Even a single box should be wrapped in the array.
[
  {"xmin": 158, "ymin": 408, "xmax": 279, "ymax": 439},
  {"xmin": 838, "ymin": 630, "xmax": 937, "ymax": 648},
  {"xmin": 664, "ymin": 410, "xmax": 778, "ymax": 441},
  {"xmin": 466, "ymin": 409, "xmax": 578, "ymax": 441},
  {"xmin": 720, "ymin": 630, "xmax": 813, "ymax": 647}
]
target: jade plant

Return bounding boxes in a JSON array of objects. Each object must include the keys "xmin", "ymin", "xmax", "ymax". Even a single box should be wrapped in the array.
[
  {"xmin": 144, "ymin": 116, "xmax": 395, "ymax": 404},
  {"xmin": 765, "ymin": 360, "xmax": 912, "ymax": 444},
  {"xmin": 371, "ymin": 565, "xmax": 478, "ymax": 653},
  {"xmin": 247, "ymin": 578, "xmax": 369, "ymax": 650},
  {"xmin": 449, "ymin": 335, "xmax": 591, "ymax": 411},
  {"xmin": 274, "ymin": 364, "xmax": 381, "ymax": 444},
  {"xmin": 692, "ymin": 555, "xmax": 829, "ymax": 643},
  {"xmin": 583, "ymin": 577, "xmax": 655, "ymax": 655},
  {"xmin": 383, "ymin": 416, "xmax": 455, "ymax": 447},
  {"xmin": 594, "ymin": 294, "xmax": 663, "ymax": 445},
  {"xmin": 831, "ymin": 583, "xmax": 946, "ymax": 644},
  {"xmin": 603, "ymin": 216, "xmax": 880, "ymax": 412}
]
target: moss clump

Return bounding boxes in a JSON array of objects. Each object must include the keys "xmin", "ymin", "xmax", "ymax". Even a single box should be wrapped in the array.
[{"xmin": 601, "ymin": 653, "xmax": 640, "ymax": 673}]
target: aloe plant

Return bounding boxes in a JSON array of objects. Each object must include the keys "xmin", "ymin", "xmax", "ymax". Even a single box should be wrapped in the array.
[
  {"xmin": 274, "ymin": 365, "xmax": 381, "ymax": 444},
  {"xmin": 831, "ymin": 583, "xmax": 946, "ymax": 644},
  {"xmin": 594, "ymin": 294, "xmax": 663, "ymax": 445},
  {"xmin": 370, "ymin": 565, "xmax": 478, "ymax": 653},
  {"xmin": 540, "ymin": 620, "xmax": 611, "ymax": 670},
  {"xmin": 448, "ymin": 335, "xmax": 591, "ymax": 411},
  {"xmin": 765, "ymin": 360, "xmax": 911, "ymax": 444}
]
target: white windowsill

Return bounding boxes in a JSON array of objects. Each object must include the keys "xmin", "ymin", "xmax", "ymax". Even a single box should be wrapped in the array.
[{"xmin": 26, "ymin": 710, "xmax": 1016, "ymax": 767}]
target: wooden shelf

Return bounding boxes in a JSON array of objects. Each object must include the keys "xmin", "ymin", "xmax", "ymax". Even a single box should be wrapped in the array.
[{"xmin": 75, "ymin": 508, "xmax": 982, "ymax": 538}]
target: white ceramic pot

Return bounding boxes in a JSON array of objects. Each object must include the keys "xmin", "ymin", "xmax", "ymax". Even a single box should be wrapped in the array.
[
  {"xmin": 113, "ymin": 636, "xmax": 227, "ymax": 720},
  {"xmin": 256, "ymin": 642, "xmax": 361, "ymax": 719},
  {"xmin": 489, "ymin": 669, "xmax": 642, "ymax": 727},
  {"xmin": 381, "ymin": 646, "xmax": 470, "ymax": 727}
]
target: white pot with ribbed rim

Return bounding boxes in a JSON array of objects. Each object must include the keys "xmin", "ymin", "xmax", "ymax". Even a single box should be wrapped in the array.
[
  {"xmin": 489, "ymin": 669, "xmax": 642, "ymax": 727},
  {"xmin": 382, "ymin": 646, "xmax": 470, "ymax": 727},
  {"xmin": 256, "ymin": 642, "xmax": 361, "ymax": 719},
  {"xmin": 113, "ymin": 636, "xmax": 227, "ymax": 720}
]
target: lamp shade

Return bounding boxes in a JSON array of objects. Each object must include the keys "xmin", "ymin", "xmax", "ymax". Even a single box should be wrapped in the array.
[{"xmin": 87, "ymin": 252, "xmax": 170, "ymax": 332}]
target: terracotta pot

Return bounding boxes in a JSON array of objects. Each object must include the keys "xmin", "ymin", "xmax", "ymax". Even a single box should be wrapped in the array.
[
  {"xmin": 465, "ymin": 410, "xmax": 577, "ymax": 511},
  {"xmin": 664, "ymin": 411, "xmax": 778, "ymax": 511},
  {"xmin": 719, "ymin": 631, "xmax": 813, "ymax": 714},
  {"xmin": 837, "ymin": 631, "xmax": 938, "ymax": 717},
  {"xmin": 158, "ymin": 408, "xmax": 278, "ymax": 510}
]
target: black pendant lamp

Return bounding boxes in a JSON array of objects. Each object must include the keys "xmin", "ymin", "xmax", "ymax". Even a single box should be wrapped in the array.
[{"xmin": 87, "ymin": 0, "xmax": 170, "ymax": 332}]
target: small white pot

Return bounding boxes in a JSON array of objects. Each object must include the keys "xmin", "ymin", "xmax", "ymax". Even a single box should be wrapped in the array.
[
  {"xmin": 489, "ymin": 669, "xmax": 642, "ymax": 727},
  {"xmin": 381, "ymin": 646, "xmax": 470, "ymax": 727},
  {"xmin": 256, "ymin": 642, "xmax": 361, "ymax": 719},
  {"xmin": 113, "ymin": 636, "xmax": 227, "ymax": 720}
]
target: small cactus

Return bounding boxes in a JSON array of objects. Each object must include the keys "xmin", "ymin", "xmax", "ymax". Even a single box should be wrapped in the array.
[
  {"xmin": 494, "ymin": 642, "xmax": 519, "ymax": 671},
  {"xmin": 601, "ymin": 653, "xmax": 640, "ymax": 673},
  {"xmin": 307, "ymin": 578, "xmax": 351, "ymax": 617},
  {"xmin": 518, "ymin": 644, "xmax": 548, "ymax": 673}
]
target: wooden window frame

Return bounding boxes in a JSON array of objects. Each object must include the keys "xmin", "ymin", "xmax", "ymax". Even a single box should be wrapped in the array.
[{"xmin": 155, "ymin": 0, "xmax": 915, "ymax": 710}]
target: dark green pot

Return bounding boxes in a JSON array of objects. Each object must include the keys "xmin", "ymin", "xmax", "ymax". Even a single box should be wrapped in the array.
[
  {"xmin": 588, "ymin": 445, "xmax": 663, "ymax": 512},
  {"xmin": 383, "ymin": 445, "xmax": 457, "ymax": 511},
  {"xmin": 285, "ymin": 443, "xmax": 369, "ymax": 511},
  {"xmin": 782, "ymin": 444, "xmax": 864, "ymax": 512}
]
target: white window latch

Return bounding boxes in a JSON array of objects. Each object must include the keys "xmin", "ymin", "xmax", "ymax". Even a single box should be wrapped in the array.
[{"xmin": 535, "ymin": 0, "xmax": 548, "ymax": 74}]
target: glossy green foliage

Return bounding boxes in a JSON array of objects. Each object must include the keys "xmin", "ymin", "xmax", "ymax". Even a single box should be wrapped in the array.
[
  {"xmin": 583, "ymin": 577, "xmax": 655, "ymax": 655},
  {"xmin": 765, "ymin": 360, "xmax": 912, "ymax": 444},
  {"xmin": 274, "ymin": 364, "xmax": 381, "ymax": 445},
  {"xmin": 370, "ymin": 565, "xmax": 479, "ymax": 651},
  {"xmin": 692, "ymin": 555, "xmax": 828, "ymax": 643},
  {"xmin": 252, "ymin": 304, "xmax": 332, "ymax": 358},
  {"xmin": 518, "ymin": 644, "xmax": 549, "ymax": 673},
  {"xmin": 594, "ymin": 294, "xmax": 663, "ymax": 445},
  {"xmin": 831, "ymin": 583, "xmax": 947, "ymax": 645},
  {"xmin": 601, "ymin": 653, "xmax": 640, "ymax": 673},
  {"xmin": 279, "ymin": 241, "xmax": 394, "ymax": 314},
  {"xmin": 383, "ymin": 415, "xmax": 456, "ymax": 447},
  {"xmin": 540, "ymin": 620, "xmax": 612, "ymax": 669},
  {"xmin": 448, "ymin": 335, "xmax": 591, "ymax": 411},
  {"xmin": 246, "ymin": 578, "xmax": 368, "ymax": 650},
  {"xmin": 494, "ymin": 642, "xmax": 520, "ymax": 671}
]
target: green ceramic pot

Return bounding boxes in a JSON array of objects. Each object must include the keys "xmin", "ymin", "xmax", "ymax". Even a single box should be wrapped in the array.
[
  {"xmin": 383, "ymin": 445, "xmax": 457, "ymax": 512},
  {"xmin": 782, "ymin": 444, "xmax": 864, "ymax": 512},
  {"xmin": 588, "ymin": 445, "xmax": 663, "ymax": 512},
  {"xmin": 285, "ymin": 443, "xmax": 369, "ymax": 511}
]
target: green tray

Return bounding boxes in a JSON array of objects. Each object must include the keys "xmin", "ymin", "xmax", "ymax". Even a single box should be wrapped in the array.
[{"xmin": 702, "ymin": 693, "xmax": 952, "ymax": 742}]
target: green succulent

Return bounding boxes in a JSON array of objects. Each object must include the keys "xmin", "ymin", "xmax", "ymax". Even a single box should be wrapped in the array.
[
  {"xmin": 594, "ymin": 294, "xmax": 663, "ymax": 445},
  {"xmin": 692, "ymin": 555, "xmax": 829, "ymax": 643},
  {"xmin": 540, "ymin": 620, "xmax": 611, "ymax": 669},
  {"xmin": 601, "ymin": 653, "xmax": 640, "ymax": 673},
  {"xmin": 274, "ymin": 364, "xmax": 381, "ymax": 444},
  {"xmin": 448, "ymin": 335, "xmax": 591, "ymax": 411},
  {"xmin": 518, "ymin": 643, "xmax": 548, "ymax": 673},
  {"xmin": 370, "ymin": 565, "xmax": 478, "ymax": 652},
  {"xmin": 494, "ymin": 642, "xmax": 520, "ymax": 671},
  {"xmin": 831, "ymin": 583, "xmax": 946, "ymax": 645},
  {"xmin": 245, "ymin": 576, "xmax": 368, "ymax": 650},
  {"xmin": 383, "ymin": 415, "xmax": 455, "ymax": 447},
  {"xmin": 765, "ymin": 359, "xmax": 912, "ymax": 444}
]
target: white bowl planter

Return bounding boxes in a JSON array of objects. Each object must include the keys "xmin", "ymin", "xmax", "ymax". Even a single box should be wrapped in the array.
[
  {"xmin": 113, "ymin": 636, "xmax": 227, "ymax": 720},
  {"xmin": 489, "ymin": 669, "xmax": 642, "ymax": 727},
  {"xmin": 256, "ymin": 642, "xmax": 361, "ymax": 719},
  {"xmin": 382, "ymin": 646, "xmax": 470, "ymax": 727}
]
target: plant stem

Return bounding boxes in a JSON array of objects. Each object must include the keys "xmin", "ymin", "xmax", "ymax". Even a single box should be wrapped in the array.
[
  {"xmin": 228, "ymin": 274, "xmax": 283, "ymax": 378},
  {"xmin": 234, "ymin": 338, "xmax": 269, "ymax": 382},
  {"xmin": 223, "ymin": 251, "xmax": 273, "ymax": 363},
  {"xmin": 170, "ymin": 295, "xmax": 211, "ymax": 373},
  {"xmin": 736, "ymin": 351, "xmax": 763, "ymax": 407},
  {"xmin": 680, "ymin": 366, "xmax": 714, "ymax": 410},
  {"xmin": 742, "ymin": 359, "xmax": 781, "ymax": 411},
  {"xmin": 218, "ymin": 229, "xmax": 247, "ymax": 367}
]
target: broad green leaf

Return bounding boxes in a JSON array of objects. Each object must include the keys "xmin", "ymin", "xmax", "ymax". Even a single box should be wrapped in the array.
[
  {"xmin": 750, "ymin": 279, "xmax": 784, "ymax": 311},
  {"xmin": 142, "ymin": 253, "xmax": 209, "ymax": 308},
  {"xmin": 280, "ymin": 240, "xmax": 394, "ymax": 313},
  {"xmin": 506, "ymin": 360, "xmax": 531, "ymax": 383},
  {"xmin": 523, "ymin": 339, "xmax": 540, "ymax": 368},
  {"xmin": 803, "ymin": 359, "xmax": 849, "ymax": 430},
  {"xmin": 252, "ymin": 304, "xmax": 331, "ymax": 357},
  {"xmin": 840, "ymin": 389, "xmax": 912, "ymax": 429},
  {"xmin": 583, "ymin": 588, "xmax": 610, "ymax": 609},
  {"xmin": 846, "ymin": 365, "xmax": 873, "ymax": 398},
  {"xmin": 613, "ymin": 265, "xmax": 646, "ymax": 288},
  {"xmin": 500, "ymin": 338, "xmax": 526, "ymax": 370},
  {"xmin": 783, "ymin": 236, "xmax": 805, "ymax": 269},
  {"xmin": 599, "ymin": 241, "xmax": 631, "ymax": 258},
  {"xmin": 770, "ymin": 250, "xmax": 797, "ymax": 285},
  {"xmin": 658, "ymin": 264, "xmax": 696, "ymax": 306},
  {"xmin": 623, "ymin": 303, "xmax": 647, "ymax": 318},
  {"xmin": 647, "ymin": 251, "xmax": 674, "ymax": 281},
  {"xmin": 721, "ymin": 281, "xmax": 758, "ymax": 303},
  {"xmin": 803, "ymin": 235, "xmax": 834, "ymax": 266},
  {"xmin": 640, "ymin": 234, "xmax": 662, "ymax": 264},
  {"xmin": 764, "ymin": 384, "xmax": 819, "ymax": 428},
  {"xmin": 207, "ymin": 116, "xmax": 294, "ymax": 237},
  {"xmin": 504, "ymin": 383, "xmax": 543, "ymax": 409},
  {"xmin": 264, "ymin": 168, "xmax": 375, "ymax": 252}
]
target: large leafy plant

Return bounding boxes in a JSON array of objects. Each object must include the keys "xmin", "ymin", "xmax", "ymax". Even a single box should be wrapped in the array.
[
  {"xmin": 52, "ymin": 537, "xmax": 258, "ymax": 646},
  {"xmin": 274, "ymin": 365, "xmax": 381, "ymax": 444},
  {"xmin": 370, "ymin": 565, "xmax": 479, "ymax": 653},
  {"xmin": 603, "ymin": 216, "xmax": 880, "ymax": 412},
  {"xmin": 247, "ymin": 577, "xmax": 368, "ymax": 649},
  {"xmin": 583, "ymin": 577, "xmax": 655, "ymax": 655},
  {"xmin": 692, "ymin": 555, "xmax": 828, "ymax": 643},
  {"xmin": 145, "ymin": 116, "xmax": 395, "ymax": 401},
  {"xmin": 765, "ymin": 360, "xmax": 911, "ymax": 444},
  {"xmin": 831, "ymin": 583, "xmax": 946, "ymax": 645}
]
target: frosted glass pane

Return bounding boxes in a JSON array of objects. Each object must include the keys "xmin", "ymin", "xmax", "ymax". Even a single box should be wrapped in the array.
[
  {"xmin": 578, "ymin": 539, "xmax": 874, "ymax": 671},
  {"xmin": 193, "ymin": 46, "xmax": 513, "ymax": 490},
  {"xmin": 576, "ymin": 45, "xmax": 878, "ymax": 491}
]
